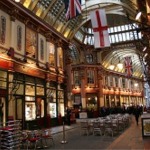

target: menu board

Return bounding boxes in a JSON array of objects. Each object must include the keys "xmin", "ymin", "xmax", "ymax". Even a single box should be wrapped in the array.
[{"xmin": 143, "ymin": 119, "xmax": 150, "ymax": 136}]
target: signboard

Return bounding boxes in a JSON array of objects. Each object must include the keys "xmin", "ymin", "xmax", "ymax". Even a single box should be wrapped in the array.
[
  {"xmin": 143, "ymin": 119, "xmax": 150, "ymax": 136},
  {"xmin": 79, "ymin": 112, "xmax": 87, "ymax": 119}
]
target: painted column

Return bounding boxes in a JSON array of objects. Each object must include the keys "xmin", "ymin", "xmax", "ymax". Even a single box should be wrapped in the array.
[
  {"xmin": 80, "ymin": 69, "xmax": 86, "ymax": 109},
  {"xmin": 98, "ymin": 73, "xmax": 104, "ymax": 107},
  {"xmin": 66, "ymin": 58, "xmax": 73, "ymax": 107}
]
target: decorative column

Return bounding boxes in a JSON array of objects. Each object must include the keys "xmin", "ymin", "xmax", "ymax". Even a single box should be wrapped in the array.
[
  {"xmin": 98, "ymin": 70, "xmax": 104, "ymax": 107},
  {"xmin": 66, "ymin": 56, "xmax": 73, "ymax": 107},
  {"xmin": 80, "ymin": 69, "xmax": 86, "ymax": 109}
]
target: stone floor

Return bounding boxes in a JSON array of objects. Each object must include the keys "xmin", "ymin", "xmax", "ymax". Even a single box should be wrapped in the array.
[{"xmin": 27, "ymin": 115, "xmax": 150, "ymax": 150}]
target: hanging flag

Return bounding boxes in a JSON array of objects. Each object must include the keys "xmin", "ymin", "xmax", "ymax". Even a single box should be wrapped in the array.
[
  {"xmin": 64, "ymin": 0, "xmax": 81, "ymax": 20},
  {"xmin": 90, "ymin": 9, "xmax": 110, "ymax": 48},
  {"xmin": 124, "ymin": 57, "xmax": 133, "ymax": 77}
]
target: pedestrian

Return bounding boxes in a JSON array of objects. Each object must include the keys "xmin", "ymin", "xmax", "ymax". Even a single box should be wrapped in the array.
[
  {"xmin": 134, "ymin": 106, "xmax": 140, "ymax": 126},
  {"xmin": 66, "ymin": 107, "xmax": 71, "ymax": 125}
]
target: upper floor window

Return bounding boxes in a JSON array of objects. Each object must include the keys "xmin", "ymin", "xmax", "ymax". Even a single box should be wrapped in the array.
[
  {"xmin": 73, "ymin": 71, "xmax": 80, "ymax": 86},
  {"xmin": 109, "ymin": 76, "xmax": 113, "ymax": 87},
  {"xmin": 48, "ymin": 43, "xmax": 55, "ymax": 66},
  {"xmin": 122, "ymin": 78, "xmax": 126, "ymax": 88},
  {"xmin": 87, "ymin": 70, "xmax": 94, "ymax": 84},
  {"xmin": 104, "ymin": 76, "xmax": 108, "ymax": 86},
  {"xmin": 86, "ymin": 54, "xmax": 93, "ymax": 63},
  {"xmin": 26, "ymin": 28, "xmax": 37, "ymax": 58},
  {"xmin": 114, "ymin": 76, "xmax": 118, "ymax": 87}
]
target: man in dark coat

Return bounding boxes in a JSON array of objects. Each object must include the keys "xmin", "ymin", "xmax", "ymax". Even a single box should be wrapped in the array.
[{"xmin": 134, "ymin": 106, "xmax": 140, "ymax": 126}]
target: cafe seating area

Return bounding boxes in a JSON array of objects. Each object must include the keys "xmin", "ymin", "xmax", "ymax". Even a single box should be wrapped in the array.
[
  {"xmin": 21, "ymin": 129, "xmax": 55, "ymax": 149},
  {"xmin": 0, "ymin": 120, "xmax": 55, "ymax": 150},
  {"xmin": 0, "ymin": 113, "xmax": 132, "ymax": 149},
  {"xmin": 79, "ymin": 113, "xmax": 131, "ymax": 137}
]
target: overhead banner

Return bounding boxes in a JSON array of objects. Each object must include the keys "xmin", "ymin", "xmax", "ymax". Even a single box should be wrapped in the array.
[
  {"xmin": 124, "ymin": 56, "xmax": 133, "ymax": 77},
  {"xmin": 90, "ymin": 9, "xmax": 110, "ymax": 48}
]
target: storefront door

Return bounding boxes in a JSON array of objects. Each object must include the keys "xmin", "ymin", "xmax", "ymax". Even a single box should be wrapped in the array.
[
  {"xmin": 15, "ymin": 96, "xmax": 24, "ymax": 128},
  {"xmin": 0, "ymin": 96, "xmax": 6, "ymax": 125}
]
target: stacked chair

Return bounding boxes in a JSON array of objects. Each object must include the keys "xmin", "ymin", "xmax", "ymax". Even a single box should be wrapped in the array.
[{"xmin": 0, "ymin": 120, "xmax": 22, "ymax": 149}]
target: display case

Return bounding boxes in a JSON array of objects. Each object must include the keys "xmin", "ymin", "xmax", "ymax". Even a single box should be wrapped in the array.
[
  {"xmin": 141, "ymin": 113, "xmax": 150, "ymax": 137},
  {"xmin": 48, "ymin": 103, "xmax": 56, "ymax": 118},
  {"xmin": 25, "ymin": 102, "xmax": 36, "ymax": 120}
]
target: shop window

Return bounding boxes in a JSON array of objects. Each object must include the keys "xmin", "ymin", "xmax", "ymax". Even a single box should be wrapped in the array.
[
  {"xmin": 15, "ymin": 82, "xmax": 24, "ymax": 95},
  {"xmin": 36, "ymin": 98, "xmax": 44, "ymax": 118},
  {"xmin": 48, "ymin": 43, "xmax": 55, "ymax": 66},
  {"xmin": 74, "ymin": 95, "xmax": 81, "ymax": 105},
  {"xmin": 58, "ymin": 90, "xmax": 64, "ymax": 116},
  {"xmin": 25, "ymin": 84, "xmax": 35, "ymax": 96},
  {"xmin": 0, "ymin": 16, "xmax": 6, "ymax": 44},
  {"xmin": 47, "ymin": 88, "xmax": 56, "ymax": 118},
  {"xmin": 0, "ymin": 71, "xmax": 7, "ymax": 89},
  {"xmin": 25, "ymin": 75, "xmax": 35, "ymax": 83},
  {"xmin": 25, "ymin": 96, "xmax": 36, "ymax": 121},
  {"xmin": 48, "ymin": 103, "xmax": 56, "ymax": 118},
  {"xmin": 87, "ymin": 94, "xmax": 97, "ymax": 110},
  {"xmin": 47, "ymin": 89, "xmax": 56, "ymax": 102},
  {"xmin": 26, "ymin": 27, "xmax": 37, "ymax": 58},
  {"xmin": 36, "ymin": 86, "xmax": 44, "ymax": 95}
]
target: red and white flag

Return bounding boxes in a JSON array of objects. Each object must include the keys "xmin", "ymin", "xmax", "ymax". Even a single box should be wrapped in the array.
[
  {"xmin": 124, "ymin": 56, "xmax": 133, "ymax": 77},
  {"xmin": 90, "ymin": 9, "xmax": 110, "ymax": 48}
]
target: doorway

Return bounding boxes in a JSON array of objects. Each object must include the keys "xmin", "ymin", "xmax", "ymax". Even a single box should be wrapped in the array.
[
  {"xmin": 0, "ymin": 97, "xmax": 6, "ymax": 125},
  {"xmin": 15, "ymin": 96, "xmax": 24, "ymax": 128}
]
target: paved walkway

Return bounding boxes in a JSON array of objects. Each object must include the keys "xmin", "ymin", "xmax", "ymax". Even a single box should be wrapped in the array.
[{"xmin": 42, "ymin": 115, "xmax": 150, "ymax": 150}]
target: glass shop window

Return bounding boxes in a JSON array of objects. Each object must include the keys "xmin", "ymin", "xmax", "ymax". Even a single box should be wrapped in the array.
[
  {"xmin": 25, "ymin": 96, "xmax": 36, "ymax": 121},
  {"xmin": 25, "ymin": 84, "xmax": 35, "ymax": 96}
]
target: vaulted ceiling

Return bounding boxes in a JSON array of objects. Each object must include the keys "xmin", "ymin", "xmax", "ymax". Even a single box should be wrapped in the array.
[{"xmin": 5, "ymin": 0, "xmax": 150, "ymax": 79}]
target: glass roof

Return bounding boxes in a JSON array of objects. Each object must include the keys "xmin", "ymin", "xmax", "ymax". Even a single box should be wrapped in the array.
[{"xmin": 15, "ymin": 0, "xmax": 149, "ymax": 78}]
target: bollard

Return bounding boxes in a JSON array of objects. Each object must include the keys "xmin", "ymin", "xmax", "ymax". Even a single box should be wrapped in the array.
[{"xmin": 61, "ymin": 121, "xmax": 67, "ymax": 144}]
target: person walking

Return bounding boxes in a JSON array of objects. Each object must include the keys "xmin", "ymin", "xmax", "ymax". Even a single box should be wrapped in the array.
[
  {"xmin": 133, "ymin": 106, "xmax": 140, "ymax": 126},
  {"xmin": 66, "ymin": 107, "xmax": 71, "ymax": 126}
]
